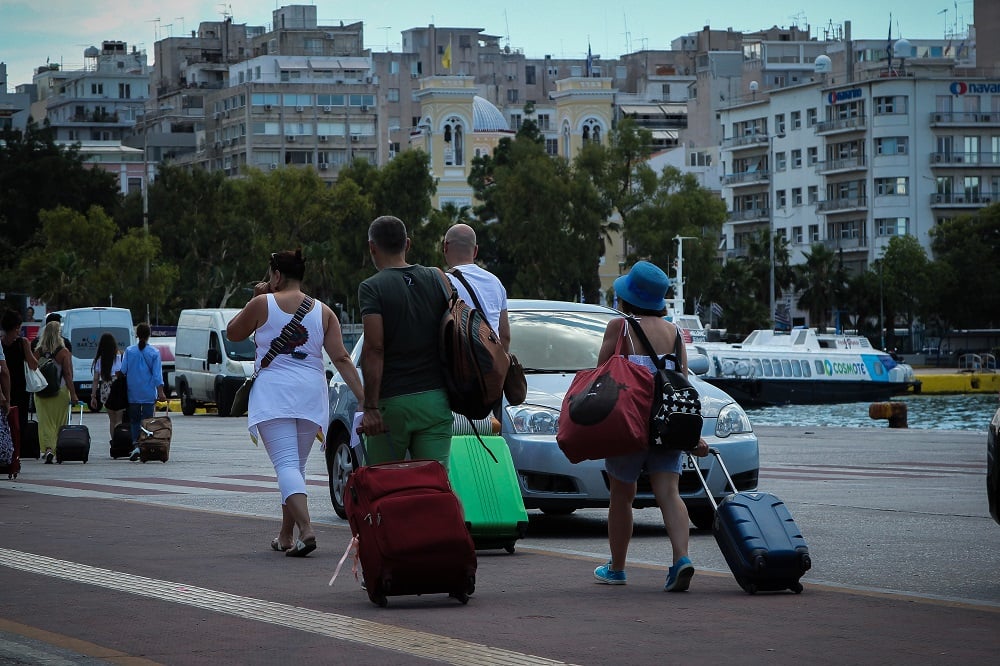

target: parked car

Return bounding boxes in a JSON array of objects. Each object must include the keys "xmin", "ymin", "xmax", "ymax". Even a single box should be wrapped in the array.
[
  {"xmin": 150, "ymin": 336, "xmax": 176, "ymax": 398},
  {"xmin": 988, "ymin": 399, "xmax": 1000, "ymax": 526},
  {"xmin": 325, "ymin": 300, "xmax": 759, "ymax": 529}
]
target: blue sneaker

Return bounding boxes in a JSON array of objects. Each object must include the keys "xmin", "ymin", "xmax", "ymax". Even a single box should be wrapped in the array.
[
  {"xmin": 594, "ymin": 562, "xmax": 626, "ymax": 585},
  {"xmin": 664, "ymin": 557, "xmax": 694, "ymax": 592}
]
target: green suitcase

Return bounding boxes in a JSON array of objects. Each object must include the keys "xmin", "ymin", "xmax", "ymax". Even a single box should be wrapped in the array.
[{"xmin": 448, "ymin": 433, "xmax": 529, "ymax": 553}]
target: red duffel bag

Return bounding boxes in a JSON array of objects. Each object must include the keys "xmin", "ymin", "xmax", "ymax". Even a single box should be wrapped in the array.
[{"xmin": 556, "ymin": 321, "xmax": 654, "ymax": 463}]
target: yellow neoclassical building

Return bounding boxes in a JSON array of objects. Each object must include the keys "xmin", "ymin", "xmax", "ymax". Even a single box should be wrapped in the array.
[{"xmin": 410, "ymin": 75, "xmax": 623, "ymax": 296}]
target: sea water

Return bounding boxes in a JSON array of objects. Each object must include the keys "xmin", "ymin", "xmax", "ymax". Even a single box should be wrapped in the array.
[{"xmin": 745, "ymin": 393, "xmax": 1000, "ymax": 432}]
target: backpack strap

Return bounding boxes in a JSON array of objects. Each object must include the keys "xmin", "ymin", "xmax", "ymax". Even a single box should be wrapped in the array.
[{"xmin": 449, "ymin": 268, "xmax": 485, "ymax": 315}]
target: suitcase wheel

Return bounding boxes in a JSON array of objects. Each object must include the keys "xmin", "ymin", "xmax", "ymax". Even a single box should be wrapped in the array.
[
  {"xmin": 368, "ymin": 591, "xmax": 388, "ymax": 608},
  {"xmin": 449, "ymin": 591, "xmax": 470, "ymax": 605},
  {"xmin": 504, "ymin": 542, "xmax": 516, "ymax": 554},
  {"xmin": 83, "ymin": 458, "xmax": 88, "ymax": 464},
  {"xmin": 791, "ymin": 582, "xmax": 804, "ymax": 594}
]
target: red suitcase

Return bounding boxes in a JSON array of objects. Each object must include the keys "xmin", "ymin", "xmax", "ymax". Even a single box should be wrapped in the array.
[
  {"xmin": 344, "ymin": 458, "xmax": 477, "ymax": 607},
  {"xmin": 1, "ymin": 406, "xmax": 21, "ymax": 479}
]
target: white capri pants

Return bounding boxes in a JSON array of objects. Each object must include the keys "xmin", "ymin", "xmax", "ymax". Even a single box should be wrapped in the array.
[{"xmin": 257, "ymin": 418, "xmax": 317, "ymax": 504}]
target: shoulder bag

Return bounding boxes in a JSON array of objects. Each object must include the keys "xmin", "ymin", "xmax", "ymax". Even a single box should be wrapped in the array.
[
  {"xmin": 628, "ymin": 317, "xmax": 703, "ymax": 451},
  {"xmin": 104, "ymin": 371, "xmax": 128, "ymax": 411},
  {"xmin": 449, "ymin": 268, "xmax": 526, "ymax": 406},
  {"xmin": 24, "ymin": 361, "xmax": 49, "ymax": 393},
  {"xmin": 556, "ymin": 319, "xmax": 654, "ymax": 463},
  {"xmin": 230, "ymin": 296, "xmax": 314, "ymax": 418}
]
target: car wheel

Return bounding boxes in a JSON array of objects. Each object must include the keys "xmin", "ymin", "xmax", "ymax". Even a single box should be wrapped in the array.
[
  {"xmin": 179, "ymin": 383, "xmax": 196, "ymax": 416},
  {"xmin": 540, "ymin": 507, "xmax": 576, "ymax": 516},
  {"xmin": 688, "ymin": 507, "xmax": 716, "ymax": 531},
  {"xmin": 216, "ymin": 378, "xmax": 234, "ymax": 417},
  {"xmin": 326, "ymin": 431, "xmax": 353, "ymax": 519}
]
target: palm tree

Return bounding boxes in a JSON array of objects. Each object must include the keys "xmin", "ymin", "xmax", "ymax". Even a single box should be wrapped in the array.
[{"xmin": 794, "ymin": 243, "xmax": 846, "ymax": 332}]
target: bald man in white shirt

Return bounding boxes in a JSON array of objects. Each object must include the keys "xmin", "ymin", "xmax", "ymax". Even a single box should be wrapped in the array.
[{"xmin": 442, "ymin": 224, "xmax": 510, "ymax": 351}]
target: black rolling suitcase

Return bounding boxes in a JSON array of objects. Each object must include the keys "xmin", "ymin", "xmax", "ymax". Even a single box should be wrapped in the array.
[
  {"xmin": 690, "ymin": 448, "xmax": 811, "ymax": 594},
  {"xmin": 56, "ymin": 404, "xmax": 91, "ymax": 464},
  {"xmin": 23, "ymin": 400, "xmax": 40, "ymax": 459},
  {"xmin": 111, "ymin": 422, "xmax": 133, "ymax": 459}
]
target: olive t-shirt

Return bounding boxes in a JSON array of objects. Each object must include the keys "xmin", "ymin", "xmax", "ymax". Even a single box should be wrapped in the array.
[{"xmin": 358, "ymin": 264, "xmax": 449, "ymax": 399}]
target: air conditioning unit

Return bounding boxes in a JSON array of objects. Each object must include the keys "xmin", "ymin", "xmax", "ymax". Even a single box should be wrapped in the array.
[
  {"xmin": 933, "ymin": 194, "xmax": 945, "ymax": 203},
  {"xmin": 365, "ymin": 76, "xmax": 372, "ymax": 84},
  {"xmin": 322, "ymin": 106, "xmax": 332, "ymax": 113},
  {"xmin": 224, "ymin": 109, "xmax": 231, "ymax": 118},
  {"xmin": 360, "ymin": 105, "xmax": 369, "ymax": 112},
  {"xmin": 264, "ymin": 104, "xmax": 272, "ymax": 111},
  {"xmin": 213, "ymin": 141, "xmax": 222, "ymax": 148},
  {"xmin": 932, "ymin": 154, "xmax": 943, "ymax": 163},
  {"xmin": 296, "ymin": 105, "xmax": 304, "ymax": 112},
  {"xmin": 213, "ymin": 112, "xmax": 221, "ymax": 120},
  {"xmin": 955, "ymin": 155, "xmax": 964, "ymax": 163},
  {"xmin": 933, "ymin": 113, "xmax": 945, "ymax": 122},
  {"xmin": 318, "ymin": 135, "xmax": 328, "ymax": 142},
  {"xmin": 269, "ymin": 163, "xmax": 278, "ymax": 170},
  {"xmin": 983, "ymin": 114, "xmax": 993, "ymax": 122},
  {"xmin": 286, "ymin": 135, "xmax": 296, "ymax": 142},
  {"xmin": 319, "ymin": 162, "xmax": 329, "ymax": 170},
  {"xmin": 351, "ymin": 134, "xmax": 360, "ymax": 142}
]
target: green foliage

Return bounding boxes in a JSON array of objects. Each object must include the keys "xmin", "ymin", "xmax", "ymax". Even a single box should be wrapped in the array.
[
  {"xmin": 929, "ymin": 207, "xmax": 1000, "ymax": 328},
  {"xmin": 793, "ymin": 243, "xmax": 847, "ymax": 333}
]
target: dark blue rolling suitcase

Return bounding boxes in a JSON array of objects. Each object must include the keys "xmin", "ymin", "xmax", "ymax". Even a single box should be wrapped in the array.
[{"xmin": 691, "ymin": 448, "xmax": 811, "ymax": 594}]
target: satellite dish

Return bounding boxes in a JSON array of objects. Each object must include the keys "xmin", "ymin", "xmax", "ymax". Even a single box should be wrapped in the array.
[
  {"xmin": 814, "ymin": 55, "xmax": 832, "ymax": 73},
  {"xmin": 749, "ymin": 80, "xmax": 759, "ymax": 91},
  {"xmin": 893, "ymin": 38, "xmax": 912, "ymax": 58}
]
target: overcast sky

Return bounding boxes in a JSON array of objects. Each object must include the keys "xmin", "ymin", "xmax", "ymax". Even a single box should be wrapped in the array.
[{"xmin": 1, "ymin": 0, "xmax": 973, "ymax": 91}]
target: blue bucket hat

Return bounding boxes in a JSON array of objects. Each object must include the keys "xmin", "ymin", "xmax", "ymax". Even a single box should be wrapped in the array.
[{"xmin": 614, "ymin": 261, "xmax": 671, "ymax": 312}]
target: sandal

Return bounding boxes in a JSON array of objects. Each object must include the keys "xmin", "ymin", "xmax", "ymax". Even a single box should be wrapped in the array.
[
  {"xmin": 270, "ymin": 537, "xmax": 291, "ymax": 552},
  {"xmin": 285, "ymin": 537, "xmax": 317, "ymax": 557}
]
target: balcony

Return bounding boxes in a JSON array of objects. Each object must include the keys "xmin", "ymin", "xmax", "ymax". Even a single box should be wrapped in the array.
[
  {"xmin": 728, "ymin": 207, "xmax": 771, "ymax": 222},
  {"xmin": 720, "ymin": 133, "xmax": 771, "ymax": 151},
  {"xmin": 722, "ymin": 170, "xmax": 770, "ymax": 186},
  {"xmin": 823, "ymin": 236, "xmax": 868, "ymax": 252},
  {"xmin": 929, "ymin": 111, "xmax": 1000, "ymax": 126},
  {"xmin": 817, "ymin": 196, "xmax": 867, "ymax": 213},
  {"xmin": 816, "ymin": 155, "xmax": 866, "ymax": 174},
  {"xmin": 815, "ymin": 116, "xmax": 866, "ymax": 134},
  {"xmin": 929, "ymin": 192, "xmax": 995, "ymax": 206},
  {"xmin": 929, "ymin": 151, "xmax": 1000, "ymax": 166}
]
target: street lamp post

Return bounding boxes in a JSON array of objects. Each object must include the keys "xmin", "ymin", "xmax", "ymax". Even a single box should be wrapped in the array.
[{"xmin": 769, "ymin": 132, "xmax": 785, "ymax": 329}]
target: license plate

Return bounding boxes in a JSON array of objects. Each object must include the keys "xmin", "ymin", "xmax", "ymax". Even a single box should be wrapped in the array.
[
  {"xmin": 80, "ymin": 382, "xmax": 92, "ymax": 390},
  {"xmin": 682, "ymin": 455, "xmax": 705, "ymax": 472}
]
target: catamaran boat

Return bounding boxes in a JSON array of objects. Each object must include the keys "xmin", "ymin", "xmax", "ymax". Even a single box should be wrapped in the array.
[{"xmin": 689, "ymin": 328, "xmax": 919, "ymax": 407}]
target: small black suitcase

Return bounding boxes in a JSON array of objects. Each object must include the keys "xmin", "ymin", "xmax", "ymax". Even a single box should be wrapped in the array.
[
  {"xmin": 110, "ymin": 422, "xmax": 133, "ymax": 459},
  {"xmin": 56, "ymin": 404, "xmax": 91, "ymax": 464},
  {"xmin": 690, "ymin": 448, "xmax": 811, "ymax": 594},
  {"xmin": 23, "ymin": 407, "xmax": 40, "ymax": 460}
]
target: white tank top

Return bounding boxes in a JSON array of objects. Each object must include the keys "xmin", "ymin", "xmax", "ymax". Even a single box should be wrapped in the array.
[{"xmin": 247, "ymin": 294, "xmax": 329, "ymax": 441}]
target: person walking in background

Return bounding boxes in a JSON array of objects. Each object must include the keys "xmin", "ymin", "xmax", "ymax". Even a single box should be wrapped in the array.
[
  {"xmin": 358, "ymin": 215, "xmax": 453, "ymax": 467},
  {"xmin": 1, "ymin": 309, "xmax": 37, "ymax": 441},
  {"xmin": 592, "ymin": 261, "xmax": 709, "ymax": 592},
  {"xmin": 442, "ymin": 223, "xmax": 510, "ymax": 351},
  {"xmin": 228, "ymin": 249, "xmax": 363, "ymax": 557},
  {"xmin": 120, "ymin": 323, "xmax": 166, "ymax": 462},
  {"xmin": 32, "ymin": 313, "xmax": 71, "ymax": 354},
  {"xmin": 34, "ymin": 321, "xmax": 81, "ymax": 463},
  {"xmin": 90, "ymin": 333, "xmax": 125, "ymax": 445}
]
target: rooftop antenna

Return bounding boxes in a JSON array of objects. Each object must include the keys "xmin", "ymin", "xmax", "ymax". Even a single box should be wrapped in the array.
[
  {"xmin": 503, "ymin": 10, "xmax": 511, "ymax": 50},
  {"xmin": 378, "ymin": 26, "xmax": 391, "ymax": 51},
  {"xmin": 146, "ymin": 17, "xmax": 161, "ymax": 42},
  {"xmin": 622, "ymin": 12, "xmax": 632, "ymax": 54}
]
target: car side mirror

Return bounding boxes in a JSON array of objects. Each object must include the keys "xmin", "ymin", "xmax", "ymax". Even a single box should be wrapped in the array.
[{"xmin": 207, "ymin": 348, "xmax": 222, "ymax": 364}]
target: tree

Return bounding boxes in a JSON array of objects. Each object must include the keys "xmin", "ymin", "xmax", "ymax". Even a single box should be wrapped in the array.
[
  {"xmin": 794, "ymin": 243, "xmax": 846, "ymax": 333},
  {"xmin": 710, "ymin": 259, "xmax": 767, "ymax": 337},
  {"xmin": 0, "ymin": 120, "xmax": 120, "ymax": 281},
  {"xmin": 929, "ymin": 206, "xmax": 1000, "ymax": 328},
  {"xmin": 880, "ymin": 235, "xmax": 933, "ymax": 349}
]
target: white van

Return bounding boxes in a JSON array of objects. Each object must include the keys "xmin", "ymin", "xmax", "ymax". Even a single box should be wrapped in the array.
[
  {"xmin": 52, "ymin": 307, "xmax": 136, "ymax": 406},
  {"xmin": 174, "ymin": 307, "xmax": 337, "ymax": 417},
  {"xmin": 174, "ymin": 309, "xmax": 254, "ymax": 417}
]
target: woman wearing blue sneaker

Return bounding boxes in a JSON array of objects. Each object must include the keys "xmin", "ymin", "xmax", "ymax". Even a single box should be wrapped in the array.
[{"xmin": 592, "ymin": 261, "xmax": 709, "ymax": 592}]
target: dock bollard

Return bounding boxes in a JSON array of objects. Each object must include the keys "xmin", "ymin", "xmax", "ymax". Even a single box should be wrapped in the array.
[{"xmin": 868, "ymin": 402, "xmax": 908, "ymax": 428}]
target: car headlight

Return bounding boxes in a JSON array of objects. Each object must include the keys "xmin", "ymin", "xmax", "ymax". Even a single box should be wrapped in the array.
[
  {"xmin": 506, "ymin": 404, "xmax": 560, "ymax": 435},
  {"xmin": 715, "ymin": 403, "xmax": 753, "ymax": 437}
]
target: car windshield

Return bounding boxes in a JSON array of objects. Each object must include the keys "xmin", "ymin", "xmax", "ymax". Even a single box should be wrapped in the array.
[
  {"xmin": 509, "ymin": 309, "xmax": 616, "ymax": 372},
  {"xmin": 223, "ymin": 333, "xmax": 256, "ymax": 362}
]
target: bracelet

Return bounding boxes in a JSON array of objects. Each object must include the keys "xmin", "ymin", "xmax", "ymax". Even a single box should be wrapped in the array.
[{"xmin": 363, "ymin": 404, "xmax": 379, "ymax": 410}]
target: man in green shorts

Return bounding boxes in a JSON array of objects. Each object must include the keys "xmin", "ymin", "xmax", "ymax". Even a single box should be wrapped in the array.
[{"xmin": 357, "ymin": 215, "xmax": 454, "ymax": 466}]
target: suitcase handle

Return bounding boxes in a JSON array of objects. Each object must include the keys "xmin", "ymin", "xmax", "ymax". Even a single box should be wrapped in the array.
[
  {"xmin": 66, "ymin": 401, "xmax": 86, "ymax": 424},
  {"xmin": 687, "ymin": 447, "xmax": 738, "ymax": 512}
]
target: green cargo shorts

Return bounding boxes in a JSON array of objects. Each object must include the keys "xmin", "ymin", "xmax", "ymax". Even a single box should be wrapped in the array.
[{"xmin": 364, "ymin": 389, "xmax": 453, "ymax": 468}]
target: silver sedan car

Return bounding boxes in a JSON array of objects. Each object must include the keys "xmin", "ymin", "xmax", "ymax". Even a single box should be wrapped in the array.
[{"xmin": 325, "ymin": 300, "xmax": 759, "ymax": 529}]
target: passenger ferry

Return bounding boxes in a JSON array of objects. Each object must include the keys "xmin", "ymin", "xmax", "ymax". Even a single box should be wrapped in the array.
[{"xmin": 688, "ymin": 328, "xmax": 919, "ymax": 407}]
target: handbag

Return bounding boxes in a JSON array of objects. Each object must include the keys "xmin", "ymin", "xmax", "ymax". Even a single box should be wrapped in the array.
[
  {"xmin": 24, "ymin": 361, "xmax": 48, "ymax": 393},
  {"xmin": 628, "ymin": 318, "xmax": 703, "ymax": 452},
  {"xmin": 556, "ymin": 320, "xmax": 654, "ymax": 463},
  {"xmin": 104, "ymin": 373, "xmax": 128, "ymax": 411},
  {"xmin": 503, "ymin": 354, "xmax": 527, "ymax": 406},
  {"xmin": 230, "ymin": 296, "xmax": 314, "ymax": 417}
]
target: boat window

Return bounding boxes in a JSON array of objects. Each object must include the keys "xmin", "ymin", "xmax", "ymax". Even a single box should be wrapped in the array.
[
  {"xmin": 814, "ymin": 360, "xmax": 825, "ymax": 374},
  {"xmin": 781, "ymin": 359, "xmax": 793, "ymax": 376},
  {"xmin": 753, "ymin": 359, "xmax": 763, "ymax": 376},
  {"xmin": 771, "ymin": 359, "xmax": 783, "ymax": 377},
  {"xmin": 801, "ymin": 361, "xmax": 811, "ymax": 377},
  {"xmin": 761, "ymin": 359, "xmax": 773, "ymax": 376},
  {"xmin": 872, "ymin": 361, "xmax": 884, "ymax": 377},
  {"xmin": 790, "ymin": 360, "xmax": 802, "ymax": 377}
]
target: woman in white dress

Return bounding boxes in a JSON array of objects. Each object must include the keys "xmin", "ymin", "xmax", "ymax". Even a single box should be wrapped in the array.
[{"xmin": 228, "ymin": 249, "xmax": 363, "ymax": 557}]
